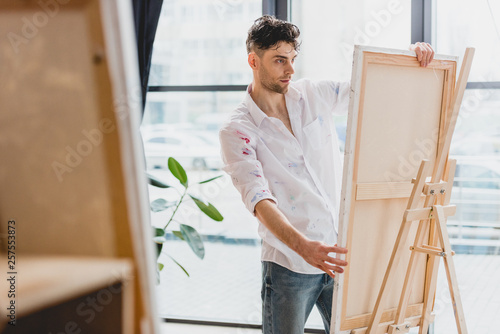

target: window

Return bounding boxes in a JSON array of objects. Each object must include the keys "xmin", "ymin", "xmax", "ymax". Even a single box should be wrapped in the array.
[
  {"xmin": 148, "ymin": 0, "xmax": 260, "ymax": 87},
  {"xmin": 143, "ymin": 0, "xmax": 263, "ymax": 327},
  {"xmin": 434, "ymin": 2, "xmax": 500, "ymax": 254},
  {"xmin": 435, "ymin": 0, "xmax": 500, "ymax": 82},
  {"xmin": 291, "ymin": 0, "xmax": 412, "ymax": 82}
]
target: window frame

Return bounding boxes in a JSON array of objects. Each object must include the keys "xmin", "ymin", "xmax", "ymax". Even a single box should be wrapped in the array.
[
  {"xmin": 147, "ymin": 0, "xmax": 289, "ymax": 94},
  {"xmin": 411, "ymin": 0, "xmax": 500, "ymax": 89}
]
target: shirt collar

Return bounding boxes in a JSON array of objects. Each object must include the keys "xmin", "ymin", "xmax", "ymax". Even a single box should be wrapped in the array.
[{"xmin": 245, "ymin": 82, "xmax": 302, "ymax": 127}]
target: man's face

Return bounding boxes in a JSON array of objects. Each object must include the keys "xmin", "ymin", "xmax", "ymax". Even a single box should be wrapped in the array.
[{"xmin": 255, "ymin": 42, "xmax": 297, "ymax": 94}]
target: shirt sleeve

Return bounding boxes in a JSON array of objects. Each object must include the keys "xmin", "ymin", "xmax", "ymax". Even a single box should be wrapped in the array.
[
  {"xmin": 219, "ymin": 122, "xmax": 278, "ymax": 215},
  {"xmin": 314, "ymin": 80, "xmax": 351, "ymax": 116}
]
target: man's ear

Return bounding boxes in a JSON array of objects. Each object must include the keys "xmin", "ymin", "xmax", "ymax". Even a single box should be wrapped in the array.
[{"xmin": 248, "ymin": 52, "xmax": 258, "ymax": 70}]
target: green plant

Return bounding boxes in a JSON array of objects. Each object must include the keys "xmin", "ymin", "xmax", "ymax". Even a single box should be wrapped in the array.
[{"xmin": 148, "ymin": 157, "xmax": 224, "ymax": 277}]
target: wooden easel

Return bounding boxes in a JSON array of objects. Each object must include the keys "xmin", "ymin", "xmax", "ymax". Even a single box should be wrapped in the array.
[{"xmin": 365, "ymin": 47, "xmax": 475, "ymax": 334}]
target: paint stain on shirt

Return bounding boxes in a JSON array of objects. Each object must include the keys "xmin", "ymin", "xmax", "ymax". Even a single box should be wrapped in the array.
[
  {"xmin": 251, "ymin": 190, "xmax": 269, "ymax": 203},
  {"xmin": 242, "ymin": 148, "xmax": 251, "ymax": 155},
  {"xmin": 250, "ymin": 170, "xmax": 262, "ymax": 178},
  {"xmin": 236, "ymin": 130, "xmax": 250, "ymax": 144},
  {"xmin": 288, "ymin": 162, "xmax": 298, "ymax": 168}
]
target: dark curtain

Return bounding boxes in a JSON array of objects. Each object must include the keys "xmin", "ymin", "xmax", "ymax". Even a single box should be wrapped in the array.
[{"xmin": 132, "ymin": 0, "xmax": 164, "ymax": 116}]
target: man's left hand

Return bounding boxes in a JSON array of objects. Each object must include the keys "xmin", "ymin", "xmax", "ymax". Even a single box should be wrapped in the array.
[{"xmin": 410, "ymin": 42, "xmax": 435, "ymax": 67}]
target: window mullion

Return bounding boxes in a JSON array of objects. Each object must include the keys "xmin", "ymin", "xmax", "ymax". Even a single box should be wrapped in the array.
[
  {"xmin": 262, "ymin": 0, "xmax": 290, "ymax": 21},
  {"xmin": 411, "ymin": 0, "xmax": 432, "ymax": 44}
]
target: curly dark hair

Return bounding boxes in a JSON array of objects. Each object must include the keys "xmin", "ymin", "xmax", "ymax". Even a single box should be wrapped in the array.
[{"xmin": 246, "ymin": 15, "xmax": 301, "ymax": 55}]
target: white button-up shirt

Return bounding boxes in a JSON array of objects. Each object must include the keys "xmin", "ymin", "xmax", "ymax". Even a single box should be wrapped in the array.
[{"xmin": 219, "ymin": 78, "xmax": 350, "ymax": 274}]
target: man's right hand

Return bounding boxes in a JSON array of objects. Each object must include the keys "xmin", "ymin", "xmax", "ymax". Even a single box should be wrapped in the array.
[
  {"xmin": 255, "ymin": 199, "xmax": 348, "ymax": 279},
  {"xmin": 298, "ymin": 239, "xmax": 348, "ymax": 279}
]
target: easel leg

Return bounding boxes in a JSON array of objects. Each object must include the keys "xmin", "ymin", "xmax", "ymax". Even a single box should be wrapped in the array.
[
  {"xmin": 419, "ymin": 244, "xmax": 440, "ymax": 334},
  {"xmin": 389, "ymin": 216, "xmax": 432, "ymax": 334},
  {"xmin": 420, "ymin": 160, "xmax": 457, "ymax": 333},
  {"xmin": 434, "ymin": 205, "xmax": 468, "ymax": 334}
]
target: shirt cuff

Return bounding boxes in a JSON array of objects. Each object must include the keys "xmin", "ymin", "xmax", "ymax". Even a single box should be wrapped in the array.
[{"xmin": 246, "ymin": 188, "xmax": 278, "ymax": 216}]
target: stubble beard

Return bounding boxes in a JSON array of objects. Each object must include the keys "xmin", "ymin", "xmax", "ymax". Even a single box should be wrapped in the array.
[
  {"xmin": 259, "ymin": 66, "xmax": 288, "ymax": 95},
  {"xmin": 263, "ymin": 80, "xmax": 287, "ymax": 94}
]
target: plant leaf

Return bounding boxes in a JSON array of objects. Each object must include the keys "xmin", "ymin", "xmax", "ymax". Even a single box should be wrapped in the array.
[
  {"xmin": 198, "ymin": 175, "xmax": 223, "ymax": 184},
  {"xmin": 155, "ymin": 242, "xmax": 163, "ymax": 259},
  {"xmin": 150, "ymin": 198, "xmax": 176, "ymax": 212},
  {"xmin": 158, "ymin": 262, "xmax": 164, "ymax": 271},
  {"xmin": 153, "ymin": 227, "xmax": 165, "ymax": 237},
  {"xmin": 167, "ymin": 254, "xmax": 189, "ymax": 277},
  {"xmin": 172, "ymin": 230, "xmax": 185, "ymax": 240},
  {"xmin": 180, "ymin": 224, "xmax": 205, "ymax": 259},
  {"xmin": 147, "ymin": 173, "xmax": 172, "ymax": 188},
  {"xmin": 168, "ymin": 157, "xmax": 188, "ymax": 187},
  {"xmin": 189, "ymin": 195, "xmax": 224, "ymax": 221}
]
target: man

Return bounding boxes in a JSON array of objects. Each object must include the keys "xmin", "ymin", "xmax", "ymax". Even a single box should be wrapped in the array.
[{"xmin": 219, "ymin": 15, "xmax": 434, "ymax": 334}]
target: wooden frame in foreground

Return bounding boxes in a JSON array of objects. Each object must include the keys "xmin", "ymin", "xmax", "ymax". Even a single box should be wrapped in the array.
[
  {"xmin": 331, "ymin": 46, "xmax": 458, "ymax": 334},
  {"xmin": 0, "ymin": 1, "xmax": 158, "ymax": 333}
]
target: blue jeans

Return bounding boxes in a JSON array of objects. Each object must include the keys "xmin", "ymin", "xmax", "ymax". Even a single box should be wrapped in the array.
[{"xmin": 261, "ymin": 261, "xmax": 334, "ymax": 334}]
